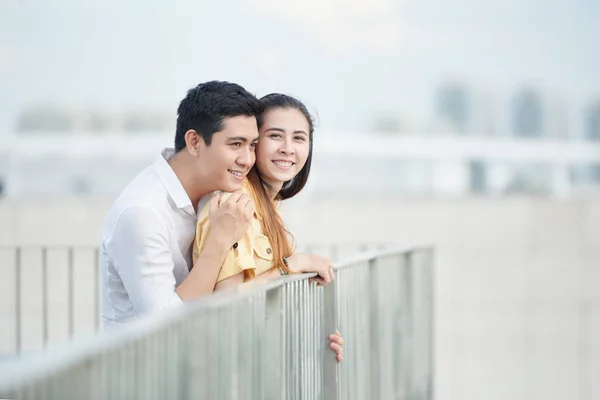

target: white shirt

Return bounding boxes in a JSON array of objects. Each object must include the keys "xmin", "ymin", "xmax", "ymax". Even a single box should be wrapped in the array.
[{"xmin": 101, "ymin": 149, "xmax": 197, "ymax": 329}]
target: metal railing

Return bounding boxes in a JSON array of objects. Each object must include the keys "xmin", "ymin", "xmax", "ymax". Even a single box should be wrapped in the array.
[
  {"xmin": 0, "ymin": 247, "xmax": 434, "ymax": 400},
  {"xmin": 0, "ymin": 242, "xmax": 390, "ymax": 355}
]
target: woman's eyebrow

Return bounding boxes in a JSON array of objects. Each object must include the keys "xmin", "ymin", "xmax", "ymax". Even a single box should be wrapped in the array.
[{"xmin": 265, "ymin": 127, "xmax": 308, "ymax": 135}]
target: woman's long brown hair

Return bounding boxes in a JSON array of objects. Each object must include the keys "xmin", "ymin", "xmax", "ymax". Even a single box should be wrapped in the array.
[
  {"xmin": 247, "ymin": 94, "xmax": 315, "ymax": 273},
  {"xmin": 246, "ymin": 168, "xmax": 293, "ymax": 272}
]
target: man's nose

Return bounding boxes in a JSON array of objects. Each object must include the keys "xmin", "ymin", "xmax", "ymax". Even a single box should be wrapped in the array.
[{"xmin": 237, "ymin": 147, "xmax": 254, "ymax": 167}]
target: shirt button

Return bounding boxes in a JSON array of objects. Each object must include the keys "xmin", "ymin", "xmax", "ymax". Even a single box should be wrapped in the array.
[
  {"xmin": 233, "ymin": 242, "xmax": 238, "ymax": 249},
  {"xmin": 266, "ymin": 248, "xmax": 272, "ymax": 254}
]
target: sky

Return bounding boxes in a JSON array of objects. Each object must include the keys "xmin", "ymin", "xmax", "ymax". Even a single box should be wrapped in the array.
[{"xmin": 1, "ymin": 0, "xmax": 599, "ymax": 134}]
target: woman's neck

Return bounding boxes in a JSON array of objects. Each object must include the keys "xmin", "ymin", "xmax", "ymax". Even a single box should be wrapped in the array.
[{"xmin": 261, "ymin": 178, "xmax": 284, "ymax": 200}]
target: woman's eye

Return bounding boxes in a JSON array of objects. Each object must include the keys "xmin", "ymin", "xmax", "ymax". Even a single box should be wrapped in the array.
[
  {"xmin": 269, "ymin": 134, "xmax": 282, "ymax": 139},
  {"xmin": 294, "ymin": 136, "xmax": 306, "ymax": 141}
]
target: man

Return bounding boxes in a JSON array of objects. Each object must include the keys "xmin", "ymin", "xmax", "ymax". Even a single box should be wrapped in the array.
[{"xmin": 101, "ymin": 81, "xmax": 262, "ymax": 328}]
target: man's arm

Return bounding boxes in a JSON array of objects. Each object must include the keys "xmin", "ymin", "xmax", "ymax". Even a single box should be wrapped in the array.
[
  {"xmin": 109, "ymin": 191, "xmax": 254, "ymax": 313},
  {"xmin": 107, "ymin": 207, "xmax": 185, "ymax": 315}
]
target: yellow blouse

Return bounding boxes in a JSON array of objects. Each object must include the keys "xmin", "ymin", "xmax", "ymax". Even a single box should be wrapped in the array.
[{"xmin": 192, "ymin": 181, "xmax": 276, "ymax": 283}]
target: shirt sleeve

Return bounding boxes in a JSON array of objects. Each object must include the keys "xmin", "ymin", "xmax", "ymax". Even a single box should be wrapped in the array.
[
  {"xmin": 193, "ymin": 192, "xmax": 257, "ymax": 283},
  {"xmin": 106, "ymin": 207, "xmax": 183, "ymax": 316}
]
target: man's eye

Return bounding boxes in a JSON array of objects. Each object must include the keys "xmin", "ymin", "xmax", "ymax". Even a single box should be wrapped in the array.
[
  {"xmin": 231, "ymin": 142, "xmax": 241, "ymax": 147},
  {"xmin": 250, "ymin": 142, "xmax": 258, "ymax": 150},
  {"xmin": 294, "ymin": 136, "xmax": 306, "ymax": 141}
]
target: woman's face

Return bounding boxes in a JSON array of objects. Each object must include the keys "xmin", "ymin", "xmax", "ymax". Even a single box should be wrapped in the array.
[{"xmin": 256, "ymin": 107, "xmax": 311, "ymax": 192}]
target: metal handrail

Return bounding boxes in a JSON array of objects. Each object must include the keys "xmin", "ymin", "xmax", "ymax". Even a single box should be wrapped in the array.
[{"xmin": 0, "ymin": 246, "xmax": 434, "ymax": 400}]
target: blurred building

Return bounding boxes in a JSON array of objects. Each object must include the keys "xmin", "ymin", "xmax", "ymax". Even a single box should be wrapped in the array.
[
  {"xmin": 434, "ymin": 82, "xmax": 470, "ymax": 134},
  {"xmin": 511, "ymin": 88, "xmax": 544, "ymax": 137},
  {"xmin": 585, "ymin": 99, "xmax": 600, "ymax": 141},
  {"xmin": 3, "ymin": 128, "xmax": 600, "ymax": 199},
  {"xmin": 16, "ymin": 106, "xmax": 173, "ymax": 134},
  {"xmin": 3, "ymin": 96, "xmax": 600, "ymax": 199}
]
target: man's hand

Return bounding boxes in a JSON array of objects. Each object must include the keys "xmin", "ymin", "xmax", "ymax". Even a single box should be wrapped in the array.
[
  {"xmin": 286, "ymin": 253, "xmax": 335, "ymax": 286},
  {"xmin": 207, "ymin": 191, "xmax": 254, "ymax": 249},
  {"xmin": 329, "ymin": 331, "xmax": 344, "ymax": 363}
]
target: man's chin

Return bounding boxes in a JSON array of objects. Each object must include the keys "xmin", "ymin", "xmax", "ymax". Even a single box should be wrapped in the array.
[{"xmin": 221, "ymin": 180, "xmax": 243, "ymax": 192}]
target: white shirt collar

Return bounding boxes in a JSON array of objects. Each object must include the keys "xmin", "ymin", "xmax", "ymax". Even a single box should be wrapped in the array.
[{"xmin": 154, "ymin": 148, "xmax": 194, "ymax": 211}]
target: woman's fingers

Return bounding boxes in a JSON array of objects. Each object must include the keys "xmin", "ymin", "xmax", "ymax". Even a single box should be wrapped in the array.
[
  {"xmin": 329, "ymin": 342, "xmax": 343, "ymax": 356},
  {"xmin": 328, "ymin": 333, "xmax": 344, "ymax": 345}
]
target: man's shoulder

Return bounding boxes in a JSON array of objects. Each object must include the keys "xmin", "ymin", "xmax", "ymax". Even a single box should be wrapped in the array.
[{"xmin": 103, "ymin": 166, "xmax": 169, "ymax": 237}]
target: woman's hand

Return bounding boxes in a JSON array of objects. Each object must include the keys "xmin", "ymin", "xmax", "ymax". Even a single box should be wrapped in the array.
[
  {"xmin": 286, "ymin": 253, "xmax": 335, "ymax": 286},
  {"xmin": 329, "ymin": 331, "xmax": 344, "ymax": 363}
]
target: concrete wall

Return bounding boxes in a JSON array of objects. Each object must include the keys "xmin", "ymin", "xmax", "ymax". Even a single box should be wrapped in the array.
[{"xmin": 1, "ymin": 195, "xmax": 599, "ymax": 400}]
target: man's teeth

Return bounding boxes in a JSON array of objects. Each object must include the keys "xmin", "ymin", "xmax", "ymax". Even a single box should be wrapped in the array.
[{"xmin": 273, "ymin": 161, "xmax": 293, "ymax": 167}]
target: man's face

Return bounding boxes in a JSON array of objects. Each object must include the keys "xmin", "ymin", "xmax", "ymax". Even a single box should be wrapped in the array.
[{"xmin": 195, "ymin": 115, "xmax": 259, "ymax": 192}]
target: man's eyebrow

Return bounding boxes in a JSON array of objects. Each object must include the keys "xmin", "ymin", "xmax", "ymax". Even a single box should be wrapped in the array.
[{"xmin": 227, "ymin": 136, "xmax": 249, "ymax": 142}]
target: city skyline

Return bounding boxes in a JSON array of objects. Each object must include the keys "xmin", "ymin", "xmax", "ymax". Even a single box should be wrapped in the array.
[
  {"xmin": 11, "ymin": 82, "xmax": 600, "ymax": 141},
  {"xmin": 1, "ymin": 0, "xmax": 600, "ymax": 135}
]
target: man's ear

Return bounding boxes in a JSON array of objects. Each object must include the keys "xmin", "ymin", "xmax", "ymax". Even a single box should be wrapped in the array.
[{"xmin": 184, "ymin": 130, "xmax": 201, "ymax": 155}]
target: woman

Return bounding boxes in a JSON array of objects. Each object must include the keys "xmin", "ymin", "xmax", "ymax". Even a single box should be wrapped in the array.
[{"xmin": 193, "ymin": 93, "xmax": 344, "ymax": 362}]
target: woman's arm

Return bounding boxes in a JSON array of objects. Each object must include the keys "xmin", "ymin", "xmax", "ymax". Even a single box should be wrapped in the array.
[
  {"xmin": 251, "ymin": 254, "xmax": 335, "ymax": 285},
  {"xmin": 285, "ymin": 253, "xmax": 335, "ymax": 286},
  {"xmin": 253, "ymin": 267, "xmax": 285, "ymax": 282},
  {"xmin": 213, "ymin": 271, "xmax": 246, "ymax": 292}
]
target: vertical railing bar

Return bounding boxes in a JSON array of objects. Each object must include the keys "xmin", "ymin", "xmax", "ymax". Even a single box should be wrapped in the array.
[
  {"xmin": 94, "ymin": 248, "xmax": 100, "ymax": 332},
  {"xmin": 68, "ymin": 247, "xmax": 74, "ymax": 339},
  {"xmin": 265, "ymin": 286, "xmax": 284, "ymax": 400},
  {"xmin": 323, "ymin": 275, "xmax": 339, "ymax": 400},
  {"xmin": 426, "ymin": 248, "xmax": 436, "ymax": 400},
  {"xmin": 405, "ymin": 251, "xmax": 415, "ymax": 398},
  {"xmin": 15, "ymin": 246, "xmax": 22, "ymax": 354},
  {"xmin": 368, "ymin": 257, "xmax": 381, "ymax": 399},
  {"xmin": 42, "ymin": 247, "xmax": 49, "ymax": 347}
]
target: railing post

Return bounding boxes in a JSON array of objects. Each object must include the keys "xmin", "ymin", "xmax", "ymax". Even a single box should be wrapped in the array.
[
  {"xmin": 94, "ymin": 248, "xmax": 100, "ymax": 332},
  {"xmin": 404, "ymin": 251, "xmax": 415, "ymax": 398},
  {"xmin": 68, "ymin": 247, "xmax": 74, "ymax": 339},
  {"xmin": 42, "ymin": 247, "xmax": 48, "ymax": 347},
  {"xmin": 15, "ymin": 247, "xmax": 22, "ymax": 354},
  {"xmin": 420, "ymin": 248, "xmax": 435, "ymax": 400},
  {"xmin": 265, "ymin": 285, "xmax": 284, "ymax": 399},
  {"xmin": 323, "ymin": 279, "xmax": 339, "ymax": 400},
  {"xmin": 368, "ymin": 257, "xmax": 381, "ymax": 399}
]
